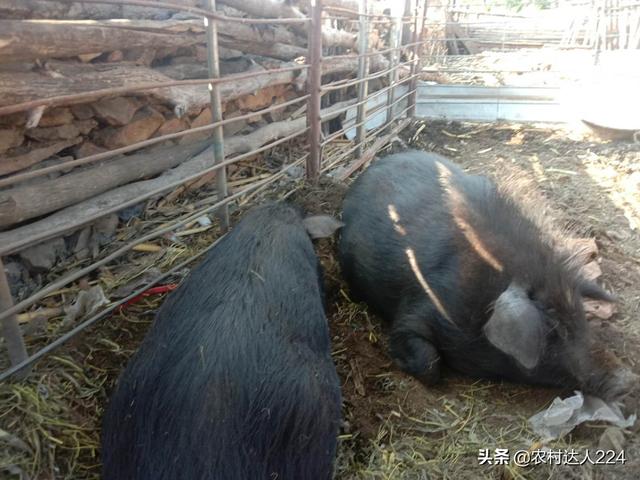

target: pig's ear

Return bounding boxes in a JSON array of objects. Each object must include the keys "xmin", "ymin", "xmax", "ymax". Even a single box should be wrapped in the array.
[
  {"xmin": 483, "ymin": 283, "xmax": 544, "ymax": 370},
  {"xmin": 579, "ymin": 279, "xmax": 616, "ymax": 302},
  {"xmin": 303, "ymin": 215, "xmax": 344, "ymax": 239}
]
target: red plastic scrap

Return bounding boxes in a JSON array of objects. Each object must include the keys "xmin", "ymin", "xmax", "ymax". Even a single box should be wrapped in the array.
[{"xmin": 118, "ymin": 284, "xmax": 178, "ymax": 311}]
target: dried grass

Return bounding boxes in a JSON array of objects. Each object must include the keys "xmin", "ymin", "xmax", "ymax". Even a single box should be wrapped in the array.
[{"xmin": 2, "ymin": 122, "xmax": 639, "ymax": 479}]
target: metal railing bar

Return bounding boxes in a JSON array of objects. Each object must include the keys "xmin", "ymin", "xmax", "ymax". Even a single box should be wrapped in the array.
[
  {"xmin": 326, "ymin": 38, "xmax": 435, "ymax": 63},
  {"xmin": 0, "ymin": 156, "xmax": 307, "ymax": 381},
  {"xmin": 320, "ymin": 59, "xmax": 414, "ymax": 93},
  {"xmin": 320, "ymin": 73, "xmax": 415, "ymax": 121},
  {"xmin": 0, "ymin": 128, "xmax": 309, "ymax": 260},
  {"xmin": 0, "ymin": 95, "xmax": 310, "ymax": 189},
  {"xmin": 336, "ymin": 114, "xmax": 411, "ymax": 181},
  {"xmin": 0, "ymin": 65, "xmax": 308, "ymax": 117},
  {"xmin": 320, "ymin": 75, "xmax": 416, "ymax": 145},
  {"xmin": 320, "ymin": 98, "xmax": 413, "ymax": 174}
]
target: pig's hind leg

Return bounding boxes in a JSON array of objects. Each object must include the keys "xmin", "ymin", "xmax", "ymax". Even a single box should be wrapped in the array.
[{"xmin": 389, "ymin": 311, "xmax": 441, "ymax": 386}]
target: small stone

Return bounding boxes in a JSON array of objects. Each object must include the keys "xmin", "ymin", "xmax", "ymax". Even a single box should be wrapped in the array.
[
  {"xmin": 285, "ymin": 165, "xmax": 304, "ymax": 179},
  {"xmin": 3, "ymin": 261, "xmax": 28, "ymax": 298},
  {"xmin": 73, "ymin": 227, "xmax": 92, "ymax": 261},
  {"xmin": 18, "ymin": 238, "xmax": 66, "ymax": 272},
  {"xmin": 118, "ymin": 203, "xmax": 145, "ymax": 222},
  {"xmin": 93, "ymin": 214, "xmax": 119, "ymax": 246}
]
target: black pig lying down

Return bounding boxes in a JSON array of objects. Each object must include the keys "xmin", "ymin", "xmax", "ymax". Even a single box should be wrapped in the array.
[
  {"xmin": 102, "ymin": 203, "xmax": 343, "ymax": 480},
  {"xmin": 339, "ymin": 150, "xmax": 626, "ymax": 399}
]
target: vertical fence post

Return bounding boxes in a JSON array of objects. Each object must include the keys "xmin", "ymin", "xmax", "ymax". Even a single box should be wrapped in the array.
[
  {"xmin": 306, "ymin": 0, "xmax": 323, "ymax": 182},
  {"xmin": 205, "ymin": 0, "xmax": 229, "ymax": 229},
  {"xmin": 594, "ymin": 0, "xmax": 603, "ymax": 65},
  {"xmin": 408, "ymin": 0, "xmax": 428, "ymax": 118},
  {"xmin": 386, "ymin": 8, "xmax": 402, "ymax": 128},
  {"xmin": 355, "ymin": 0, "xmax": 370, "ymax": 158},
  {"xmin": 0, "ymin": 257, "xmax": 29, "ymax": 380}
]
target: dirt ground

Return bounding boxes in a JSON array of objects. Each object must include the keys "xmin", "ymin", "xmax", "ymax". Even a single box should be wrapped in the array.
[
  {"xmin": 323, "ymin": 121, "xmax": 640, "ymax": 480},
  {"xmin": 1, "ymin": 120, "xmax": 638, "ymax": 479}
]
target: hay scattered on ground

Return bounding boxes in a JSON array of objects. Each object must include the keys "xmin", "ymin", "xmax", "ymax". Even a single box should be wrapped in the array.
[{"xmin": 2, "ymin": 121, "xmax": 639, "ymax": 479}]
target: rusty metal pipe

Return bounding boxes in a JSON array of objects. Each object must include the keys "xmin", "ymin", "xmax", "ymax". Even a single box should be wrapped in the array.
[
  {"xmin": 0, "ymin": 65, "xmax": 308, "ymax": 117},
  {"xmin": 355, "ymin": 0, "xmax": 370, "ymax": 158},
  {"xmin": 0, "ymin": 156, "xmax": 309, "ymax": 381},
  {"xmin": 205, "ymin": 0, "xmax": 229, "ymax": 230},
  {"xmin": 0, "ymin": 128, "xmax": 309, "ymax": 322},
  {"xmin": 0, "ymin": 257, "xmax": 29, "ymax": 380},
  {"xmin": 0, "ymin": 94, "xmax": 309, "ymax": 189},
  {"xmin": 306, "ymin": 0, "xmax": 323, "ymax": 182}
]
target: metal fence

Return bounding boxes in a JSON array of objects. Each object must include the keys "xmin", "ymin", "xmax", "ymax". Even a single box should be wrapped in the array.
[{"xmin": 0, "ymin": 0, "xmax": 431, "ymax": 381}]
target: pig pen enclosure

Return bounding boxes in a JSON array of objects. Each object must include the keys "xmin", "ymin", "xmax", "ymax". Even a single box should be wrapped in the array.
[{"xmin": 1, "ymin": 0, "xmax": 640, "ymax": 479}]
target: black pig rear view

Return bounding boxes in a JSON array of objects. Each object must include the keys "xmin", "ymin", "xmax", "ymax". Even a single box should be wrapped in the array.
[
  {"xmin": 102, "ymin": 203, "xmax": 342, "ymax": 480},
  {"xmin": 339, "ymin": 150, "xmax": 626, "ymax": 399}
]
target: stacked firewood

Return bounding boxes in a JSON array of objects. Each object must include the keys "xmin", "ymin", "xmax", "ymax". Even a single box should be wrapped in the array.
[{"xmin": 0, "ymin": 0, "xmax": 410, "ymax": 291}]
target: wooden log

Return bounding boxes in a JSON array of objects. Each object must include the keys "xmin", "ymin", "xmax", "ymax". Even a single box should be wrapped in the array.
[
  {"xmin": 0, "ymin": 61, "xmax": 301, "ymax": 117},
  {"xmin": 220, "ymin": 0, "xmax": 361, "ymax": 18},
  {"xmin": 324, "ymin": 53, "xmax": 389, "ymax": 75},
  {"xmin": 156, "ymin": 62, "xmax": 210, "ymax": 80},
  {"xmin": 0, "ymin": 139, "xmax": 211, "ymax": 228},
  {"xmin": 0, "ymin": 137, "xmax": 82, "ymax": 176},
  {"xmin": 219, "ymin": 0, "xmax": 356, "ymax": 48},
  {"xmin": 321, "ymin": 28, "xmax": 357, "ymax": 50},
  {"xmin": 217, "ymin": 40, "xmax": 306, "ymax": 61},
  {"xmin": 218, "ymin": 0, "xmax": 305, "ymax": 20},
  {"xmin": 314, "ymin": 0, "xmax": 359, "ymax": 11},
  {"xmin": 0, "ymin": 128, "xmax": 24, "ymax": 155},
  {"xmin": 0, "ymin": 0, "xmax": 199, "ymax": 20},
  {"xmin": 0, "ymin": 19, "xmax": 201, "ymax": 64},
  {"xmin": 0, "ymin": 0, "xmax": 116, "ymax": 19},
  {"xmin": 25, "ymin": 119, "xmax": 97, "ymax": 142},
  {"xmin": 0, "ymin": 99, "xmax": 354, "ymax": 251},
  {"xmin": 0, "ymin": 56, "xmax": 384, "ymax": 117},
  {"xmin": 0, "ymin": 18, "xmax": 308, "ymax": 63},
  {"xmin": 0, "ymin": 0, "xmax": 361, "ymax": 20}
]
